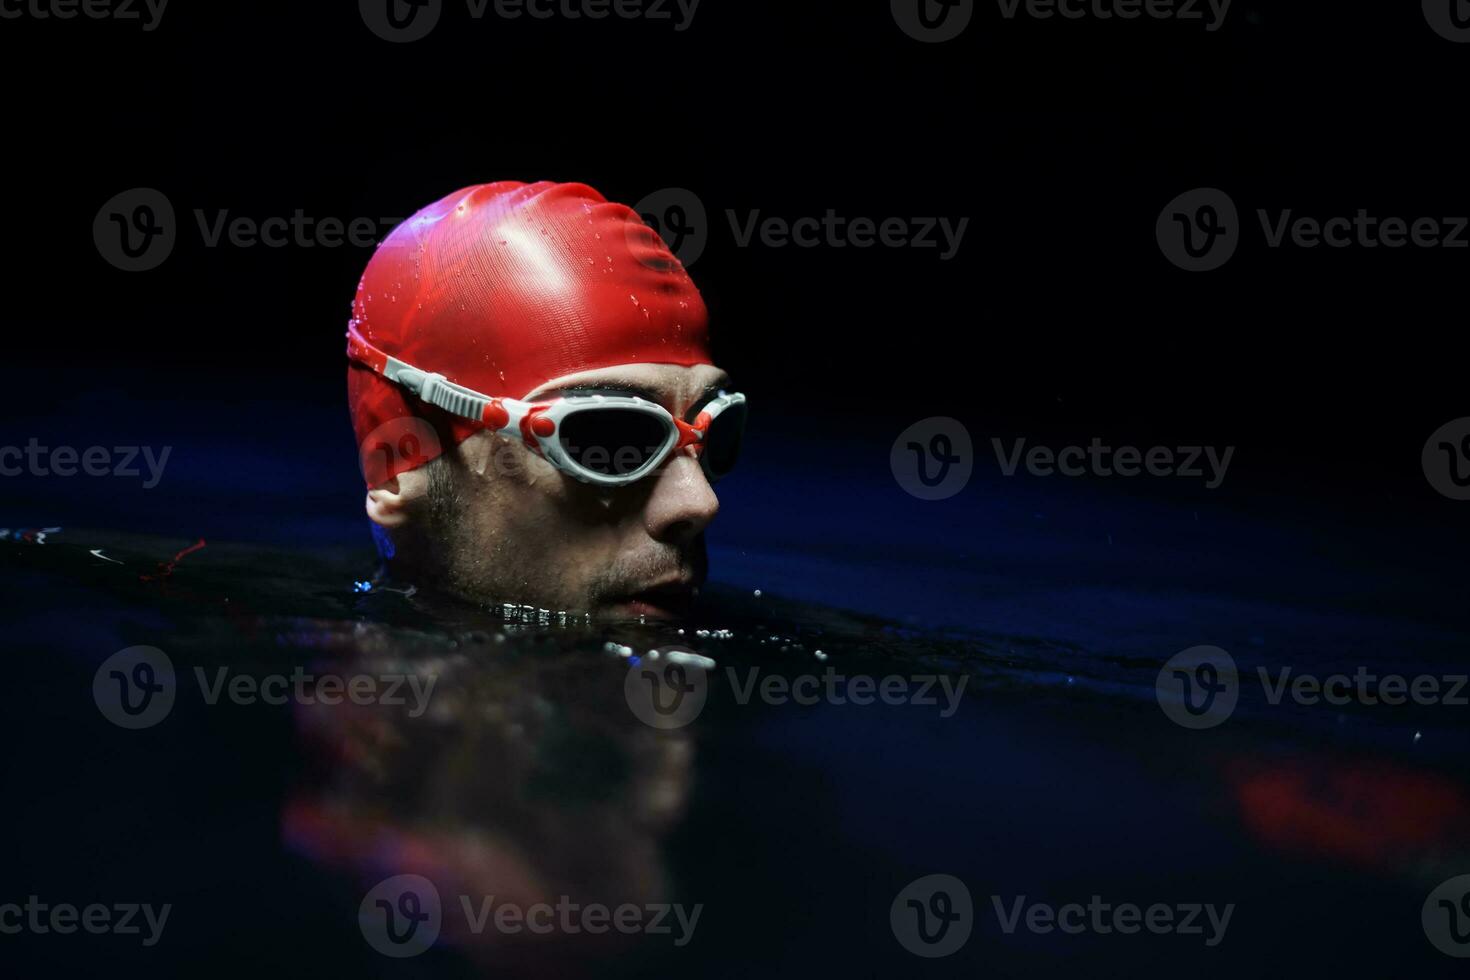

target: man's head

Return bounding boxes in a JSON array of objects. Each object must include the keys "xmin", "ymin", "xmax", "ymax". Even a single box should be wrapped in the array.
[{"xmin": 346, "ymin": 181, "xmax": 740, "ymax": 619}]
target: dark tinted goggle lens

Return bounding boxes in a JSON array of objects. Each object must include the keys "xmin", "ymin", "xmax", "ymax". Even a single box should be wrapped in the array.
[
  {"xmin": 559, "ymin": 408, "xmax": 672, "ymax": 476},
  {"xmin": 702, "ymin": 401, "xmax": 747, "ymax": 477}
]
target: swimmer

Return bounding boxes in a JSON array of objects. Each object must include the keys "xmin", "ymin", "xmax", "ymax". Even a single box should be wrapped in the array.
[{"xmin": 346, "ymin": 181, "xmax": 746, "ymax": 620}]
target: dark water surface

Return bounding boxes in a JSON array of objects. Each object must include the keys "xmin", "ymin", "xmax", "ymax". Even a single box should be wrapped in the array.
[{"xmin": 5, "ymin": 520, "xmax": 1469, "ymax": 978}]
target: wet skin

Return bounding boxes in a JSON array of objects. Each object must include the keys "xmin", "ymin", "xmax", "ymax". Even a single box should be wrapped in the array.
[{"xmin": 366, "ymin": 363, "xmax": 734, "ymax": 620}]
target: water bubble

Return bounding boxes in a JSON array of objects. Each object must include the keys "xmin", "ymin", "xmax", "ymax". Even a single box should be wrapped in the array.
[{"xmin": 663, "ymin": 649, "xmax": 716, "ymax": 670}]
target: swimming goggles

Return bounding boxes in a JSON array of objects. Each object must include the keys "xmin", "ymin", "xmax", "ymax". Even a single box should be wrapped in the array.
[{"xmin": 348, "ymin": 328, "xmax": 747, "ymax": 487}]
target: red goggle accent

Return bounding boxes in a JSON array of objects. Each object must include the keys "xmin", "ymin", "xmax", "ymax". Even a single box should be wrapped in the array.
[
  {"xmin": 520, "ymin": 405, "xmax": 555, "ymax": 452},
  {"xmin": 481, "ymin": 399, "xmax": 510, "ymax": 430},
  {"xmin": 673, "ymin": 411, "xmax": 713, "ymax": 454}
]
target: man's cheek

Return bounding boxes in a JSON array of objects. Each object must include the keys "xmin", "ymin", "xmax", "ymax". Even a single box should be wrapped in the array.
[{"xmin": 476, "ymin": 437, "xmax": 549, "ymax": 484}]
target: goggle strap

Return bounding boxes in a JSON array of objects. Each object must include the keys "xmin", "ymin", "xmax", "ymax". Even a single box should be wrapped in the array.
[
  {"xmin": 349, "ymin": 327, "xmax": 509, "ymax": 428},
  {"xmin": 350, "ymin": 327, "xmax": 745, "ymax": 483}
]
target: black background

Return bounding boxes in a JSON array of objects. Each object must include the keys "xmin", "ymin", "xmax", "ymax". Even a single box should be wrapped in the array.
[{"xmin": 4, "ymin": 0, "xmax": 1467, "ymax": 508}]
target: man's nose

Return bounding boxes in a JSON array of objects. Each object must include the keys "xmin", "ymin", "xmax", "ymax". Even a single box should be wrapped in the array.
[{"xmin": 644, "ymin": 452, "xmax": 720, "ymax": 544}]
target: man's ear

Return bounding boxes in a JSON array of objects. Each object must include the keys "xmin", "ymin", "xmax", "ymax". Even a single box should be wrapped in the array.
[{"xmin": 365, "ymin": 466, "xmax": 431, "ymax": 529}]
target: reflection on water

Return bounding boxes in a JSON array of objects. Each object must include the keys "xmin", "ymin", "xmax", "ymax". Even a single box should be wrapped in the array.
[
  {"xmin": 283, "ymin": 619, "xmax": 698, "ymax": 971},
  {"xmin": 7, "ymin": 527, "xmax": 1470, "ymax": 977}
]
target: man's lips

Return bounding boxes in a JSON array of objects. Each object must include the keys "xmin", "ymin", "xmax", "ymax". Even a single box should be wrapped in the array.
[{"xmin": 607, "ymin": 578, "xmax": 698, "ymax": 618}]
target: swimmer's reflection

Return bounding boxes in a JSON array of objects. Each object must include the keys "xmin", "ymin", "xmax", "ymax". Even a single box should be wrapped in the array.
[{"xmin": 281, "ymin": 623, "xmax": 696, "ymax": 971}]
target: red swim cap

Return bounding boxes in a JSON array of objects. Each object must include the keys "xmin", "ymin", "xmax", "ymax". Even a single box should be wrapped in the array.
[{"xmin": 347, "ymin": 181, "xmax": 712, "ymax": 488}]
